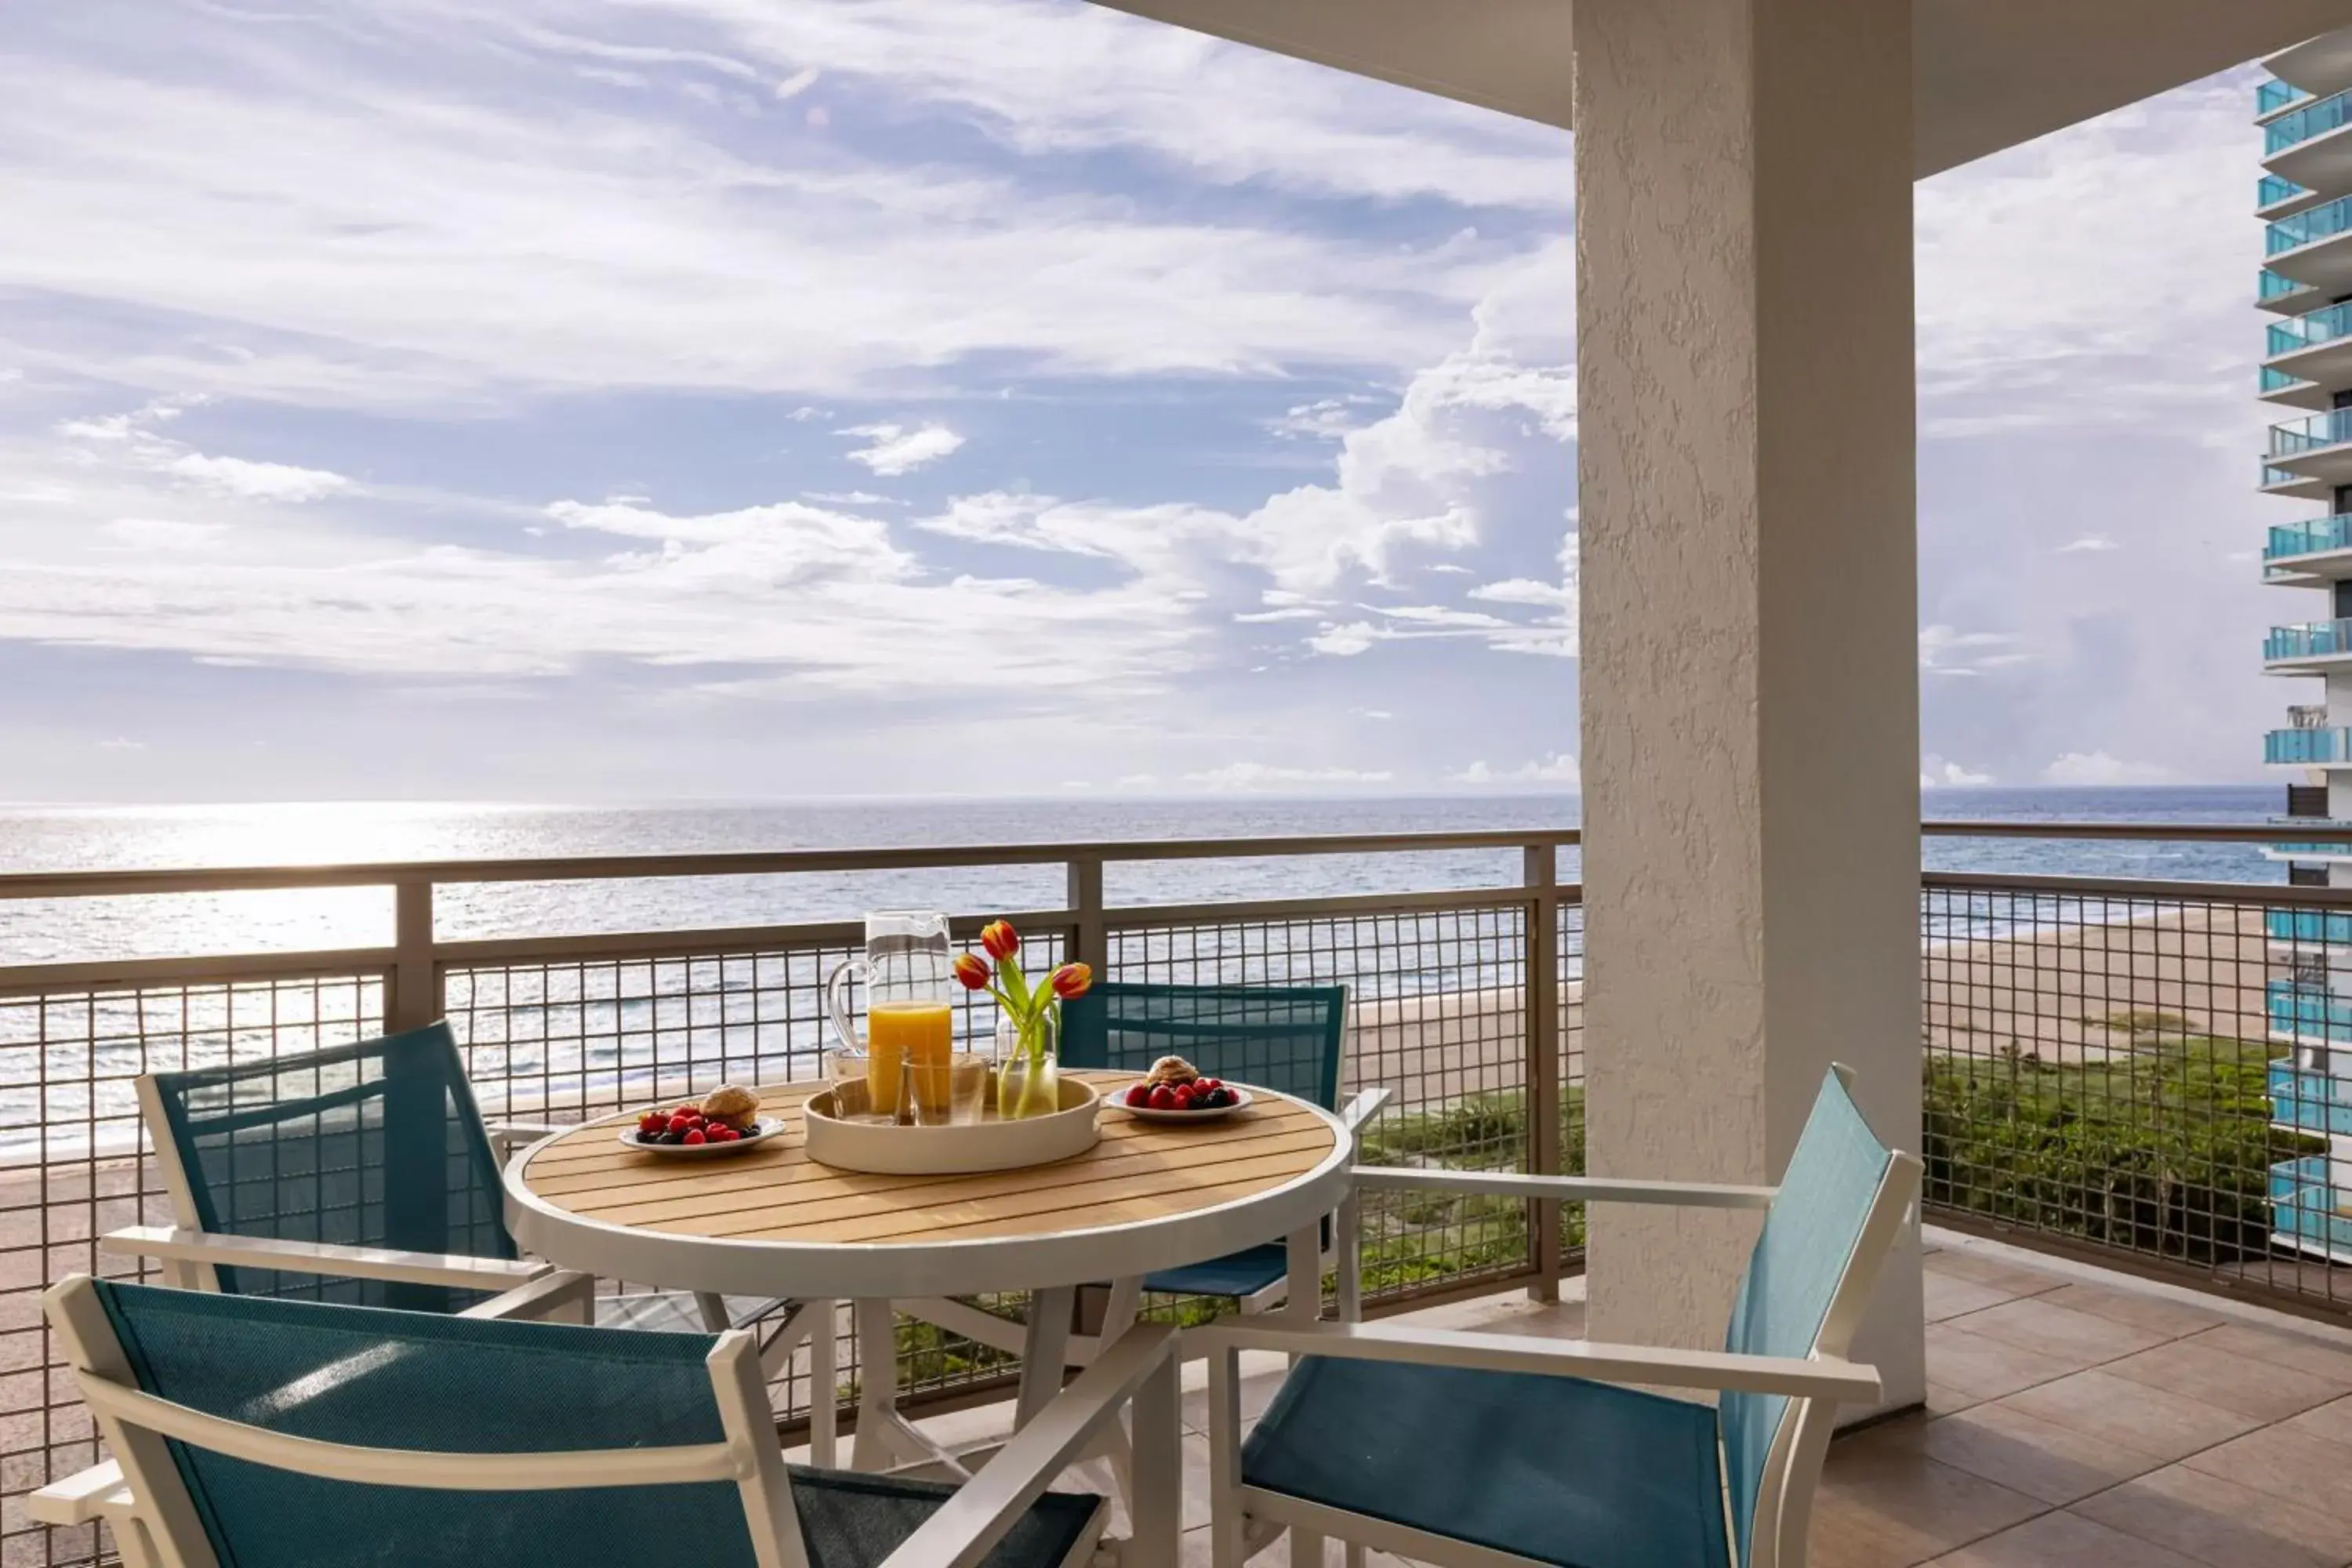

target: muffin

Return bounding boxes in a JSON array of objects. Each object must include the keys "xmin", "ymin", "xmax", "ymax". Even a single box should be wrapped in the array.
[{"xmin": 699, "ymin": 1083, "xmax": 761, "ymax": 1130}]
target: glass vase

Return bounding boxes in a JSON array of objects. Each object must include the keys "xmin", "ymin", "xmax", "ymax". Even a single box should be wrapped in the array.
[{"xmin": 993, "ymin": 1010, "xmax": 1061, "ymax": 1120}]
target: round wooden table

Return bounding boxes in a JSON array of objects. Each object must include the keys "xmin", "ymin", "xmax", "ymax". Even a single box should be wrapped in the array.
[{"xmin": 504, "ymin": 1071, "xmax": 1352, "ymax": 1471}]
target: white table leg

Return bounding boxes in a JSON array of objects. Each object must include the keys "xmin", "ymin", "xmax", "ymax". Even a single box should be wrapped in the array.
[
  {"xmin": 852, "ymin": 1298, "xmax": 903, "ymax": 1471},
  {"xmin": 1016, "ymin": 1284, "xmax": 1076, "ymax": 1429}
]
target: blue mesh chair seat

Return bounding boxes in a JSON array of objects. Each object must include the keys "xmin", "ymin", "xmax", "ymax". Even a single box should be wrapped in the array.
[
  {"xmin": 1242, "ymin": 1356, "xmax": 1729, "ymax": 1568},
  {"xmin": 1061, "ymin": 982, "xmax": 1348, "ymax": 1304},
  {"xmin": 44, "ymin": 1279, "xmax": 1120, "ymax": 1568}
]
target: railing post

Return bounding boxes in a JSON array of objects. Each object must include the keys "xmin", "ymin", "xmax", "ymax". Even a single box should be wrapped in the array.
[
  {"xmin": 1067, "ymin": 855, "xmax": 1106, "ymax": 975},
  {"xmin": 1525, "ymin": 843, "xmax": 1563, "ymax": 1302},
  {"xmin": 388, "ymin": 877, "xmax": 439, "ymax": 1033}
]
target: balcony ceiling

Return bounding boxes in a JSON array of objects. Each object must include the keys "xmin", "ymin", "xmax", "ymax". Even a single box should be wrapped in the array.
[{"xmin": 1081, "ymin": 0, "xmax": 2352, "ymax": 177}]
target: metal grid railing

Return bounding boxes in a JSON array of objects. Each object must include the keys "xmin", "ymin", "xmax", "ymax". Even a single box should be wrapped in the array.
[
  {"xmin": 0, "ymin": 974, "xmax": 384, "ymax": 1568},
  {"xmin": 1920, "ymin": 871, "xmax": 2352, "ymax": 1313}
]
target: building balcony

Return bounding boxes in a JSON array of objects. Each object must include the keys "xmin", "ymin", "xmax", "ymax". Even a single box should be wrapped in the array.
[
  {"xmin": 2266, "ymin": 514, "xmax": 2352, "ymax": 580},
  {"xmin": 2263, "ymin": 301, "xmax": 2352, "ymax": 405},
  {"xmin": 2272, "ymin": 1154, "xmax": 2352, "ymax": 1261},
  {"xmin": 2263, "ymin": 174, "xmax": 2320, "ymax": 220},
  {"xmin": 2269, "ymin": 724, "xmax": 2352, "ymax": 765},
  {"xmin": 2267, "ymin": 618, "xmax": 2352, "ymax": 666},
  {"xmin": 2267, "ymin": 31, "xmax": 2352, "ymax": 106},
  {"xmin": 2263, "ymin": 77, "xmax": 2310, "ymax": 117},
  {"xmin": 2270, "ymin": 975, "xmax": 2352, "ymax": 1037},
  {"xmin": 2271, "ymin": 1061, "xmax": 2352, "ymax": 1136},
  {"xmin": 2262, "ymin": 267, "xmax": 2325, "ymax": 317},
  {"xmin": 2266, "ymin": 196, "xmax": 2352, "ymax": 297},
  {"xmin": 2264, "ymin": 86, "xmax": 2352, "ymax": 190},
  {"xmin": 2267, "ymin": 407, "xmax": 2352, "ymax": 488},
  {"xmin": 2267, "ymin": 906, "xmax": 2352, "ymax": 943}
]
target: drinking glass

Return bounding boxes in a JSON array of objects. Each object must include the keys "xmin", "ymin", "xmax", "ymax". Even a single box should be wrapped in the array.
[
  {"xmin": 824, "ymin": 1048, "xmax": 892, "ymax": 1126},
  {"xmin": 913, "ymin": 1053, "xmax": 990, "ymax": 1127},
  {"xmin": 825, "ymin": 911, "xmax": 956, "ymax": 1122}
]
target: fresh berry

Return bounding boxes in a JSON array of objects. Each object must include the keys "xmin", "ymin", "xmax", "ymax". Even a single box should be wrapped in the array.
[
  {"xmin": 668, "ymin": 1113, "xmax": 696, "ymax": 1134},
  {"xmin": 659, "ymin": 1130, "xmax": 684, "ymax": 1145},
  {"xmin": 1127, "ymin": 1085, "xmax": 1152, "ymax": 1107},
  {"xmin": 1172, "ymin": 1085, "xmax": 1196, "ymax": 1108},
  {"xmin": 1149, "ymin": 1085, "xmax": 1178, "ymax": 1111},
  {"xmin": 682, "ymin": 1128, "xmax": 706, "ymax": 1145},
  {"xmin": 710, "ymin": 1127, "xmax": 737, "ymax": 1143},
  {"xmin": 638, "ymin": 1112, "xmax": 666, "ymax": 1135},
  {"xmin": 674, "ymin": 1106, "xmax": 698, "ymax": 1120}
]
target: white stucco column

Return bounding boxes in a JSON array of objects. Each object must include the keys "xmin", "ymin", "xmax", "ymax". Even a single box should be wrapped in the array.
[{"xmin": 1576, "ymin": 0, "xmax": 1926, "ymax": 1411}]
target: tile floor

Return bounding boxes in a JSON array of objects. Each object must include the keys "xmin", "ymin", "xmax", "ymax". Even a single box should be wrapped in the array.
[{"xmin": 863, "ymin": 1235, "xmax": 2352, "ymax": 1566}]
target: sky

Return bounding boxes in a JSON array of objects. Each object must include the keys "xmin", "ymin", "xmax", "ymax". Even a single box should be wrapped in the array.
[{"xmin": 0, "ymin": 0, "xmax": 2307, "ymax": 803}]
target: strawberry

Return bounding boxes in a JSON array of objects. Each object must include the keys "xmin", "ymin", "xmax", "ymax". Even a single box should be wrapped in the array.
[
  {"xmin": 637, "ymin": 1112, "xmax": 666, "ymax": 1135},
  {"xmin": 1127, "ymin": 1085, "xmax": 1152, "ymax": 1107},
  {"xmin": 682, "ymin": 1128, "xmax": 706, "ymax": 1145},
  {"xmin": 668, "ymin": 1113, "xmax": 696, "ymax": 1134},
  {"xmin": 1149, "ymin": 1085, "xmax": 1178, "ymax": 1111}
]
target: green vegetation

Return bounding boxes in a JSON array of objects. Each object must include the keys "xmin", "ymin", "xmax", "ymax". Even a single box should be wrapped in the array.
[
  {"xmin": 1923, "ymin": 1034, "xmax": 2316, "ymax": 1263},
  {"xmin": 1353, "ymin": 1083, "xmax": 1584, "ymax": 1294}
]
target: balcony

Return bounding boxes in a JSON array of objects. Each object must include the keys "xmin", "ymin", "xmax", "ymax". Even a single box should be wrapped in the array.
[
  {"xmin": 2265, "ymin": 196, "xmax": 2352, "ymax": 296},
  {"xmin": 2269, "ymin": 726, "xmax": 2352, "ymax": 765},
  {"xmin": 2266, "ymin": 906, "xmax": 2352, "ymax": 943},
  {"xmin": 2264, "ymin": 87, "xmax": 2352, "ymax": 191},
  {"xmin": 2262, "ymin": 173, "xmax": 2317, "ymax": 217},
  {"xmin": 2261, "ymin": 77, "xmax": 2308, "ymax": 117},
  {"xmin": 2266, "ymin": 514, "xmax": 2352, "ymax": 579},
  {"xmin": 2263, "ymin": 301, "xmax": 2352, "ymax": 405},
  {"xmin": 2271, "ymin": 1060, "xmax": 2352, "ymax": 1137},
  {"xmin": 2268, "ymin": 407, "xmax": 2352, "ymax": 488},
  {"xmin": 2269, "ymin": 976, "xmax": 2352, "ymax": 1037},
  {"xmin": 2267, "ymin": 618, "xmax": 2352, "ymax": 666}
]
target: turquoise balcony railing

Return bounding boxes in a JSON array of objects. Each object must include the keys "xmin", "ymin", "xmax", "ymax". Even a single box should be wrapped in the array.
[
  {"xmin": 2267, "ymin": 462, "xmax": 2309, "ymax": 488},
  {"xmin": 2270, "ymin": 301, "xmax": 2352, "ymax": 356},
  {"xmin": 2270, "ymin": 408, "xmax": 2352, "ymax": 456},
  {"xmin": 2269, "ymin": 515, "xmax": 2352, "ymax": 563},
  {"xmin": 2270, "ymin": 727, "xmax": 2352, "ymax": 764},
  {"xmin": 2263, "ymin": 268, "xmax": 2311, "ymax": 303},
  {"xmin": 2263, "ymin": 78, "xmax": 2309, "ymax": 116},
  {"xmin": 2267, "ymin": 908, "xmax": 2352, "ymax": 943},
  {"xmin": 2269, "ymin": 977, "xmax": 2352, "ymax": 1035},
  {"xmin": 2269, "ymin": 195, "xmax": 2352, "ymax": 256},
  {"xmin": 2271, "ymin": 1062, "xmax": 2352, "ymax": 1137},
  {"xmin": 2264, "ymin": 174, "xmax": 2314, "ymax": 209},
  {"xmin": 2268, "ymin": 88, "xmax": 2352, "ymax": 154},
  {"xmin": 2264, "ymin": 366, "xmax": 2313, "ymax": 394},
  {"xmin": 2271, "ymin": 1156, "xmax": 2352, "ymax": 1255},
  {"xmin": 2268, "ymin": 619, "xmax": 2352, "ymax": 660}
]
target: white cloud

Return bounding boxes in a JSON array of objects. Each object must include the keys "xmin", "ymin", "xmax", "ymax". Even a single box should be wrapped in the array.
[
  {"xmin": 1182, "ymin": 761, "xmax": 1395, "ymax": 790},
  {"xmin": 1306, "ymin": 622, "xmax": 1378, "ymax": 657},
  {"xmin": 58, "ymin": 400, "xmax": 350, "ymax": 504},
  {"xmin": 104, "ymin": 517, "xmax": 227, "ymax": 550},
  {"xmin": 839, "ymin": 423, "xmax": 965, "ymax": 477},
  {"xmin": 158, "ymin": 452, "xmax": 349, "ymax": 503},
  {"xmin": 2055, "ymin": 535, "xmax": 2120, "ymax": 554},
  {"xmin": 2042, "ymin": 751, "xmax": 2172, "ymax": 786},
  {"xmin": 1920, "ymin": 759, "xmax": 1994, "ymax": 788},
  {"xmin": 1451, "ymin": 753, "xmax": 1580, "ymax": 788}
]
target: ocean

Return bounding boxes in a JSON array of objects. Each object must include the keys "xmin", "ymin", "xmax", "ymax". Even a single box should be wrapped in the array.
[{"xmin": 0, "ymin": 784, "xmax": 2291, "ymax": 967}]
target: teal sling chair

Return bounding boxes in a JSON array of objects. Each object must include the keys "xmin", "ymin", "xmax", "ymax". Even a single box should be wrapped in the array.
[
  {"xmin": 96, "ymin": 1022, "xmax": 837, "ymax": 1462},
  {"xmin": 34, "ymin": 1275, "xmax": 1185, "ymax": 1568},
  {"xmin": 1197, "ymin": 1065, "xmax": 1922, "ymax": 1568}
]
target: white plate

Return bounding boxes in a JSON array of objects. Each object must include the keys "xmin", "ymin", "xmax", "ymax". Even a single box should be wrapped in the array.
[
  {"xmin": 618, "ymin": 1115, "xmax": 787, "ymax": 1156},
  {"xmin": 1112, "ymin": 1084, "xmax": 1254, "ymax": 1123}
]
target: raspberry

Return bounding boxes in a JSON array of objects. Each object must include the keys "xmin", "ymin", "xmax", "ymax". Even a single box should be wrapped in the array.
[
  {"xmin": 1127, "ymin": 1085, "xmax": 1152, "ymax": 1107},
  {"xmin": 1149, "ymin": 1085, "xmax": 1178, "ymax": 1111},
  {"xmin": 682, "ymin": 1128, "xmax": 706, "ymax": 1145},
  {"xmin": 668, "ymin": 1113, "xmax": 696, "ymax": 1134}
]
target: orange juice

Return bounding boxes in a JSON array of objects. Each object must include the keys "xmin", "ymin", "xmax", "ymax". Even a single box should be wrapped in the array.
[{"xmin": 867, "ymin": 1001, "xmax": 953, "ymax": 1118}]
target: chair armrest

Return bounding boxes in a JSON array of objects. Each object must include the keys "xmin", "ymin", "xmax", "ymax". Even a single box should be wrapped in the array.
[
  {"xmin": 487, "ymin": 1121, "xmax": 568, "ymax": 1158},
  {"xmin": 1351, "ymin": 1167, "xmax": 1777, "ymax": 1209},
  {"xmin": 1340, "ymin": 1087, "xmax": 1392, "ymax": 1131},
  {"xmin": 880, "ymin": 1322, "xmax": 1179, "ymax": 1568},
  {"xmin": 101, "ymin": 1226, "xmax": 549, "ymax": 1291},
  {"xmin": 460, "ymin": 1269, "xmax": 595, "ymax": 1323},
  {"xmin": 1191, "ymin": 1318, "xmax": 1880, "ymax": 1403},
  {"xmin": 27, "ymin": 1460, "xmax": 132, "ymax": 1527}
]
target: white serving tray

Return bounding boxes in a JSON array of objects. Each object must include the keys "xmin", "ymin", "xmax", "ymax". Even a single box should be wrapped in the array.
[{"xmin": 801, "ymin": 1077, "xmax": 1102, "ymax": 1174}]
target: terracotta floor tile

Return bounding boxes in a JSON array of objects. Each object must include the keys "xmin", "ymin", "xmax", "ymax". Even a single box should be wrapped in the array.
[
  {"xmin": 1944, "ymin": 1296, "xmax": 2168, "ymax": 1367},
  {"xmin": 1925, "ymin": 1323, "xmax": 2080, "ymax": 1403},
  {"xmin": 1922, "ymin": 1509, "xmax": 2206, "ymax": 1568},
  {"xmin": 2034, "ymin": 1283, "xmax": 2227, "ymax": 1340},
  {"xmin": 2183, "ymin": 1423, "xmax": 2352, "ymax": 1515},
  {"xmin": 2101, "ymin": 1333, "xmax": 2352, "ymax": 1421},
  {"xmin": 1811, "ymin": 1432, "xmax": 2048, "ymax": 1567},
  {"xmin": 2285, "ymin": 1391, "xmax": 2352, "ymax": 1446},
  {"xmin": 2193, "ymin": 1321, "xmax": 2352, "ymax": 1384},
  {"xmin": 1997, "ymin": 1370, "xmax": 2263, "ymax": 1462},
  {"xmin": 1928, "ymin": 1272, "xmax": 2028, "ymax": 1323},
  {"xmin": 1882, "ymin": 1401, "xmax": 2168, "ymax": 1505},
  {"xmin": 1922, "ymin": 1250, "xmax": 2069, "ymax": 1299},
  {"xmin": 2071, "ymin": 1462, "xmax": 2352, "ymax": 1568}
]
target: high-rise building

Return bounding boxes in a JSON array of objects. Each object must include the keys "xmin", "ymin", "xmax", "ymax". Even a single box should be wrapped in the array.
[{"xmin": 2259, "ymin": 32, "xmax": 2352, "ymax": 1261}]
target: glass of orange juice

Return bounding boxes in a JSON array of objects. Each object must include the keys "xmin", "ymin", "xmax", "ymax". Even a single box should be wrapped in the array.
[{"xmin": 869, "ymin": 1000, "xmax": 953, "ymax": 1120}]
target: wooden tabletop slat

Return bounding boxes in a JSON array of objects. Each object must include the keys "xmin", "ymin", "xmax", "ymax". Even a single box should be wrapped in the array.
[
  {"xmin": 564, "ymin": 1124, "xmax": 1335, "ymax": 1229},
  {"xmin": 514, "ymin": 1073, "xmax": 1341, "ymax": 1250}
]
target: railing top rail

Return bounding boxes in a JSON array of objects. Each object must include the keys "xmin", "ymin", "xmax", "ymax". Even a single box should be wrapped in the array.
[
  {"xmin": 1922, "ymin": 820, "xmax": 2352, "ymax": 843},
  {"xmin": 0, "ymin": 827, "xmax": 1585, "ymax": 900}
]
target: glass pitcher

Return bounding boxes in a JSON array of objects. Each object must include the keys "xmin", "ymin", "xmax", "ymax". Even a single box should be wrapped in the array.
[{"xmin": 825, "ymin": 911, "xmax": 956, "ymax": 1122}]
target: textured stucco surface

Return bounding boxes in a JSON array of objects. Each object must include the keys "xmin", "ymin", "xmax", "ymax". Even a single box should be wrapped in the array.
[{"xmin": 1576, "ymin": 0, "xmax": 1926, "ymax": 1409}]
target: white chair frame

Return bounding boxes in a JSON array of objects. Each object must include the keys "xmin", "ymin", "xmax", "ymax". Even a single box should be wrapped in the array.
[
  {"xmin": 1197, "ymin": 1076, "xmax": 1922, "ymax": 1568},
  {"xmin": 36, "ymin": 1272, "xmax": 1184, "ymax": 1568},
  {"xmin": 106, "ymin": 1073, "xmax": 841, "ymax": 1465}
]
